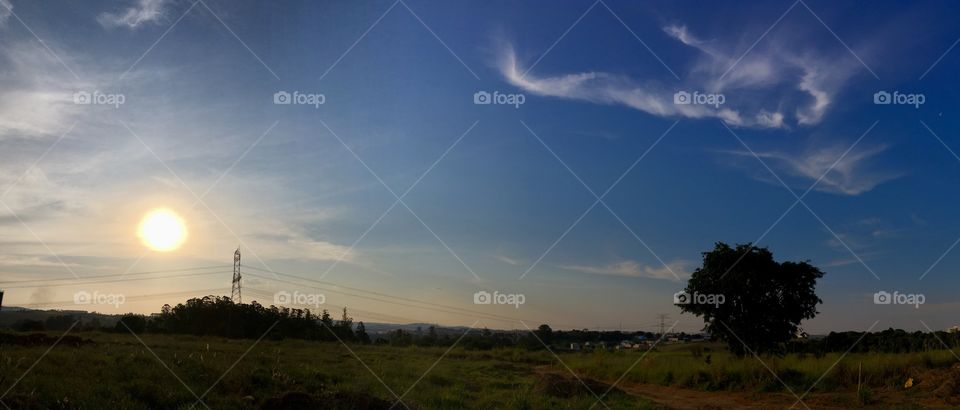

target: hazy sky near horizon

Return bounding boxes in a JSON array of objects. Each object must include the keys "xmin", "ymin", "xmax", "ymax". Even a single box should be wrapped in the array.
[{"xmin": 2, "ymin": 0, "xmax": 960, "ymax": 333}]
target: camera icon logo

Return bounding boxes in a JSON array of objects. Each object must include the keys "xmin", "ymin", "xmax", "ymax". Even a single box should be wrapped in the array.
[
  {"xmin": 274, "ymin": 291, "xmax": 292, "ymax": 304},
  {"xmin": 673, "ymin": 291, "xmax": 690, "ymax": 304},
  {"xmin": 274, "ymin": 91, "xmax": 291, "ymax": 105},
  {"xmin": 873, "ymin": 291, "xmax": 891, "ymax": 304},
  {"xmin": 873, "ymin": 91, "xmax": 891, "ymax": 105},
  {"xmin": 473, "ymin": 91, "xmax": 491, "ymax": 105},
  {"xmin": 673, "ymin": 91, "xmax": 691, "ymax": 105},
  {"xmin": 73, "ymin": 291, "xmax": 92, "ymax": 305},
  {"xmin": 73, "ymin": 91, "xmax": 91, "ymax": 105},
  {"xmin": 473, "ymin": 291, "xmax": 492, "ymax": 304}
]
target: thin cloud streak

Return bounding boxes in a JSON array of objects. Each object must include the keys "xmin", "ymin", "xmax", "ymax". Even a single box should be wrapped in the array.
[
  {"xmin": 559, "ymin": 260, "xmax": 689, "ymax": 282},
  {"xmin": 725, "ymin": 143, "xmax": 900, "ymax": 196}
]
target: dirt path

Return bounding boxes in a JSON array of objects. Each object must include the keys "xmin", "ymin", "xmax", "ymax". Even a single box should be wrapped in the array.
[
  {"xmin": 534, "ymin": 366, "xmax": 802, "ymax": 409},
  {"xmin": 533, "ymin": 365, "xmax": 949, "ymax": 409},
  {"xmin": 616, "ymin": 382, "xmax": 808, "ymax": 409}
]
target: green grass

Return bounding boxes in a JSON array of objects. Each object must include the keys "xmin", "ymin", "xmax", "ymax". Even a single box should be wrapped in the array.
[
  {"xmin": 3, "ymin": 332, "xmax": 956, "ymax": 408},
  {"xmin": 563, "ymin": 342, "xmax": 958, "ymax": 393},
  {"xmin": 0, "ymin": 332, "xmax": 659, "ymax": 409}
]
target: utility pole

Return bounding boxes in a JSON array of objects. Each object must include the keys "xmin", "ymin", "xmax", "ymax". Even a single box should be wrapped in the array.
[
  {"xmin": 231, "ymin": 249, "xmax": 242, "ymax": 303},
  {"xmin": 0, "ymin": 289, "xmax": 4, "ymax": 312}
]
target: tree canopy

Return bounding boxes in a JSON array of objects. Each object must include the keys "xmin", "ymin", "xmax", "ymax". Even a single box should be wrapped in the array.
[{"xmin": 678, "ymin": 242, "xmax": 825, "ymax": 356}]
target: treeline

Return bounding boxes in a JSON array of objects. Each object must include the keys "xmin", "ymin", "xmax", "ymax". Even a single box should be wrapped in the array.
[
  {"xmin": 6, "ymin": 298, "xmax": 659, "ymax": 350},
  {"xmin": 309, "ymin": 324, "xmax": 663, "ymax": 350},
  {"xmin": 145, "ymin": 296, "xmax": 371, "ymax": 342},
  {"xmin": 11, "ymin": 296, "xmax": 371, "ymax": 343},
  {"xmin": 379, "ymin": 325, "xmax": 553, "ymax": 349},
  {"xmin": 10, "ymin": 299, "xmax": 960, "ymax": 354},
  {"xmin": 791, "ymin": 328, "xmax": 960, "ymax": 355}
]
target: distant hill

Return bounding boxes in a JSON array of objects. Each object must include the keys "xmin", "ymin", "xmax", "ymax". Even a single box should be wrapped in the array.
[{"xmin": 0, "ymin": 307, "xmax": 123, "ymax": 327}]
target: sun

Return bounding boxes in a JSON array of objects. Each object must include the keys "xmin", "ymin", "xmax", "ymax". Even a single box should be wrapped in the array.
[{"xmin": 138, "ymin": 209, "xmax": 188, "ymax": 252}]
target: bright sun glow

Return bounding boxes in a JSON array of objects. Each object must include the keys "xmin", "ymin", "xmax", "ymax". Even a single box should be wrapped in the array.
[{"xmin": 138, "ymin": 209, "xmax": 187, "ymax": 252}]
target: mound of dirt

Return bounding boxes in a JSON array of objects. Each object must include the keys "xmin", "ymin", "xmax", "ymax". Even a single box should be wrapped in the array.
[
  {"xmin": 534, "ymin": 372, "xmax": 623, "ymax": 398},
  {"xmin": 259, "ymin": 391, "xmax": 397, "ymax": 410},
  {"xmin": 902, "ymin": 362, "xmax": 960, "ymax": 405}
]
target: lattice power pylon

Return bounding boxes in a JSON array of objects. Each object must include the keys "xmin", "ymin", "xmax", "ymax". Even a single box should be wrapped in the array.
[{"xmin": 231, "ymin": 248, "xmax": 242, "ymax": 303}]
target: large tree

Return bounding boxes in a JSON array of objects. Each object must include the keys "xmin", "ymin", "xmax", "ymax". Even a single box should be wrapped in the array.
[{"xmin": 678, "ymin": 242, "xmax": 824, "ymax": 356}]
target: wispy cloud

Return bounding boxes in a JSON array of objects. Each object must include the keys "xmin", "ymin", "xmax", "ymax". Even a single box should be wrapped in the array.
[
  {"xmin": 0, "ymin": 0, "xmax": 13, "ymax": 27},
  {"xmin": 499, "ymin": 22, "xmax": 868, "ymax": 129},
  {"xmin": 493, "ymin": 254, "xmax": 522, "ymax": 266},
  {"xmin": 98, "ymin": 0, "xmax": 170, "ymax": 29},
  {"xmin": 247, "ymin": 213, "xmax": 354, "ymax": 262},
  {"xmin": 823, "ymin": 250, "xmax": 884, "ymax": 268},
  {"xmin": 663, "ymin": 24, "xmax": 861, "ymax": 126},
  {"xmin": 498, "ymin": 44, "xmax": 749, "ymax": 127},
  {"xmin": 0, "ymin": 34, "xmax": 355, "ymax": 273},
  {"xmin": 0, "ymin": 43, "xmax": 87, "ymax": 140},
  {"xmin": 0, "ymin": 254, "xmax": 88, "ymax": 269},
  {"xmin": 559, "ymin": 260, "xmax": 688, "ymax": 281},
  {"xmin": 726, "ymin": 143, "xmax": 899, "ymax": 195}
]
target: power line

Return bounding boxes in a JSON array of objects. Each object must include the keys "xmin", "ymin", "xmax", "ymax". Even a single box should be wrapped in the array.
[
  {"xmin": 243, "ymin": 266, "xmax": 526, "ymax": 321},
  {"xmin": 241, "ymin": 270, "xmax": 526, "ymax": 325},
  {"xmin": 11, "ymin": 287, "xmax": 231, "ymax": 308},
  {"xmin": 243, "ymin": 266, "xmax": 641, "ymax": 329},
  {"xmin": 0, "ymin": 265, "xmax": 229, "ymax": 285},
  {"xmin": 243, "ymin": 287, "xmax": 427, "ymax": 325},
  {"xmin": 0, "ymin": 271, "xmax": 232, "ymax": 289}
]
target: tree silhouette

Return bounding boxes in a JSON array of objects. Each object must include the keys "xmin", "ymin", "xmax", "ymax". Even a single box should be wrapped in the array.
[
  {"xmin": 535, "ymin": 324, "xmax": 553, "ymax": 344},
  {"xmin": 355, "ymin": 321, "xmax": 371, "ymax": 344},
  {"xmin": 679, "ymin": 242, "xmax": 824, "ymax": 356}
]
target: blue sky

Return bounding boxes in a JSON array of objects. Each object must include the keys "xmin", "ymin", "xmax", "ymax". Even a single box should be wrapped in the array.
[{"xmin": 1, "ymin": 0, "xmax": 960, "ymax": 333}]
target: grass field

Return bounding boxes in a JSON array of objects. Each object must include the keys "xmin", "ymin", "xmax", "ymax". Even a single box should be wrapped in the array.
[
  {"xmin": 0, "ymin": 331, "xmax": 658, "ymax": 409},
  {"xmin": 567, "ymin": 342, "xmax": 959, "ymax": 392},
  {"xmin": 2, "ymin": 331, "xmax": 959, "ymax": 409}
]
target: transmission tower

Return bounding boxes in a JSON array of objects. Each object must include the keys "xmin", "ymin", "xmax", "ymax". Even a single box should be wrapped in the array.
[
  {"xmin": 657, "ymin": 313, "xmax": 669, "ymax": 338},
  {"xmin": 231, "ymin": 248, "xmax": 242, "ymax": 303}
]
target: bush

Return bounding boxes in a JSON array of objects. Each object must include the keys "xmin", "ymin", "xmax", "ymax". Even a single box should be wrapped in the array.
[{"xmin": 858, "ymin": 385, "xmax": 875, "ymax": 404}]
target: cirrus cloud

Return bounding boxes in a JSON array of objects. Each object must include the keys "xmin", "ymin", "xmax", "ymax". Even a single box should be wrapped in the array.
[
  {"xmin": 498, "ymin": 22, "xmax": 869, "ymax": 129},
  {"xmin": 559, "ymin": 260, "xmax": 689, "ymax": 282},
  {"xmin": 98, "ymin": 0, "xmax": 170, "ymax": 30}
]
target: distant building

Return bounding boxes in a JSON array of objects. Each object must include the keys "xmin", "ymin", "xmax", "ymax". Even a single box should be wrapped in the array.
[{"xmin": 570, "ymin": 343, "xmax": 581, "ymax": 351}]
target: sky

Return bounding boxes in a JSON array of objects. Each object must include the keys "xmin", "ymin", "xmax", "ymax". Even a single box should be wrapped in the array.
[{"xmin": 1, "ymin": 0, "xmax": 960, "ymax": 334}]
